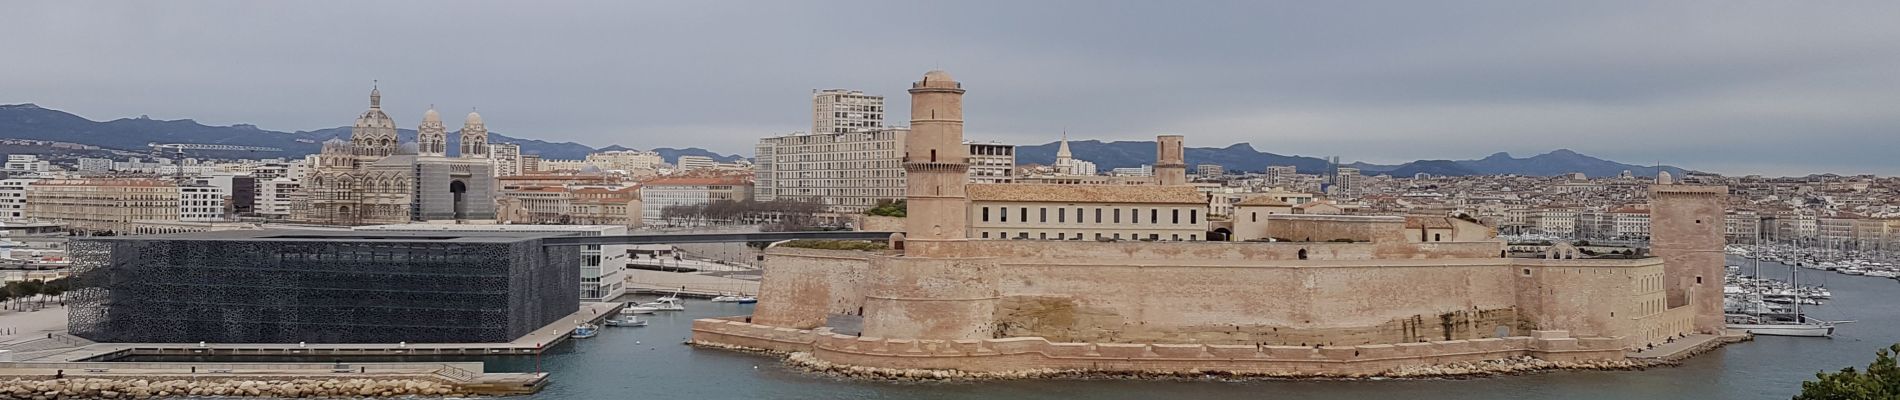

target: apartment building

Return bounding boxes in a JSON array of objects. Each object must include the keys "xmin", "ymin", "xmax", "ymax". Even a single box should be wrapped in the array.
[
  {"xmin": 753, "ymin": 128, "xmax": 907, "ymax": 213},
  {"xmin": 967, "ymin": 142, "xmax": 1016, "ymax": 184},
  {"xmin": 811, "ymin": 89, "xmax": 884, "ymax": 135},
  {"xmin": 24, "ymin": 178, "xmax": 179, "ymax": 234}
]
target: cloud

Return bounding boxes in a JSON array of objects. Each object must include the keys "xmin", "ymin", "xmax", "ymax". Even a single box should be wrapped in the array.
[{"xmin": 3, "ymin": 1, "xmax": 1899, "ymax": 176}]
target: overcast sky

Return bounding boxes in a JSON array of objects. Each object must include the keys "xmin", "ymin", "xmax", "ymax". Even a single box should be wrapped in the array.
[{"xmin": 5, "ymin": 1, "xmax": 1899, "ymax": 176}]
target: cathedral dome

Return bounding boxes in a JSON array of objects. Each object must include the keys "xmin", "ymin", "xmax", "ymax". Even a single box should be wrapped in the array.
[
  {"xmin": 465, "ymin": 111, "xmax": 483, "ymax": 124},
  {"xmin": 423, "ymin": 107, "xmax": 441, "ymax": 122}
]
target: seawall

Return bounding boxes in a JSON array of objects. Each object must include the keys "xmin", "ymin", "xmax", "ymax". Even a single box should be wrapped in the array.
[{"xmin": 691, "ymin": 319, "xmax": 1640, "ymax": 379}]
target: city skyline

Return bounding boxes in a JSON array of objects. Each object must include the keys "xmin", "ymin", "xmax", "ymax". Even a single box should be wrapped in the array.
[{"xmin": 6, "ymin": 2, "xmax": 1900, "ymax": 176}]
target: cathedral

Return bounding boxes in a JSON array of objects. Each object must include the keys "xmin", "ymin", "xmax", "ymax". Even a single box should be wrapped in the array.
[{"xmin": 292, "ymin": 87, "xmax": 498, "ymax": 225}]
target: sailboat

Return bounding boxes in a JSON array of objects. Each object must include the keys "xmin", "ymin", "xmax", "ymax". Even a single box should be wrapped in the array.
[{"xmin": 1727, "ymin": 245, "xmax": 1839, "ymax": 337}]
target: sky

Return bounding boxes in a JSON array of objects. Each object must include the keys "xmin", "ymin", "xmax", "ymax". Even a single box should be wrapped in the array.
[{"xmin": 4, "ymin": 1, "xmax": 1900, "ymax": 176}]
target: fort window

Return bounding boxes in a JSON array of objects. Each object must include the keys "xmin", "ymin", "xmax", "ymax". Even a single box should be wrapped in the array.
[
  {"xmin": 1076, "ymin": 207, "xmax": 1084, "ymax": 223},
  {"xmin": 1000, "ymin": 207, "xmax": 1008, "ymax": 222},
  {"xmin": 1191, "ymin": 210, "xmax": 1198, "ymax": 224},
  {"xmin": 981, "ymin": 232, "xmax": 990, "ymax": 239},
  {"xmin": 1172, "ymin": 234, "xmax": 1180, "ymax": 241},
  {"xmin": 1115, "ymin": 209, "xmax": 1122, "ymax": 223},
  {"xmin": 1696, "ymin": 276, "xmax": 1703, "ymax": 284},
  {"xmin": 981, "ymin": 207, "xmax": 990, "ymax": 222},
  {"xmin": 1039, "ymin": 232, "xmax": 1047, "ymax": 240},
  {"xmin": 1021, "ymin": 208, "xmax": 1028, "ymax": 222},
  {"xmin": 1058, "ymin": 208, "xmax": 1065, "ymax": 223},
  {"xmin": 1522, "ymin": 268, "xmax": 1532, "ymax": 276},
  {"xmin": 1251, "ymin": 212, "xmax": 1257, "ymax": 222},
  {"xmin": 1151, "ymin": 209, "xmax": 1159, "ymax": 224},
  {"xmin": 1189, "ymin": 234, "xmax": 1197, "ymax": 241},
  {"xmin": 1040, "ymin": 207, "xmax": 1048, "ymax": 223},
  {"xmin": 1433, "ymin": 233, "xmax": 1442, "ymax": 241},
  {"xmin": 1172, "ymin": 209, "xmax": 1181, "ymax": 224},
  {"xmin": 1298, "ymin": 249, "xmax": 1308, "ymax": 260},
  {"xmin": 1095, "ymin": 208, "xmax": 1102, "ymax": 223}
]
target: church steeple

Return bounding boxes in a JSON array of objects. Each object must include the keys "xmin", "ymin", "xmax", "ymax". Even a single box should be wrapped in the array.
[
  {"xmin": 459, "ymin": 110, "xmax": 488, "ymax": 158},
  {"xmin": 417, "ymin": 106, "xmax": 447, "ymax": 156},
  {"xmin": 1055, "ymin": 131, "xmax": 1073, "ymax": 175},
  {"xmin": 369, "ymin": 84, "xmax": 382, "ymax": 109}
]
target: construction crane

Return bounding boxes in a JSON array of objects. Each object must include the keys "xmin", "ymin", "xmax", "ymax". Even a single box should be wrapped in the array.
[{"xmin": 147, "ymin": 142, "xmax": 282, "ymax": 181}]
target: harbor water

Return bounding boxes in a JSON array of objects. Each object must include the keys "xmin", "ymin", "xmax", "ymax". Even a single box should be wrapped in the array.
[{"xmin": 515, "ymin": 256, "xmax": 1900, "ymax": 399}]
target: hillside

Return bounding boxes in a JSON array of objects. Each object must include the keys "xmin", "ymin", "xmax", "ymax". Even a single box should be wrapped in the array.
[{"xmin": 0, "ymin": 103, "xmax": 743, "ymax": 162}]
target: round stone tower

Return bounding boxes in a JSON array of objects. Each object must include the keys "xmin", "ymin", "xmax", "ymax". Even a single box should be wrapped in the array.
[
  {"xmin": 860, "ymin": 70, "xmax": 999, "ymax": 341},
  {"xmin": 902, "ymin": 70, "xmax": 970, "ymax": 256},
  {"xmin": 1155, "ymin": 134, "xmax": 1187, "ymax": 186}
]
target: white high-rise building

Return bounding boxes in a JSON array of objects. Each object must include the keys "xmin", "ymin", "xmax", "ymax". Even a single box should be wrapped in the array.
[
  {"xmin": 178, "ymin": 184, "xmax": 226, "ymax": 222},
  {"xmin": 0, "ymin": 179, "xmax": 34, "ymax": 220},
  {"xmin": 676, "ymin": 155, "xmax": 715, "ymax": 171},
  {"xmin": 491, "ymin": 143, "xmax": 523, "ymax": 176},
  {"xmin": 3, "ymin": 155, "xmax": 49, "ymax": 173},
  {"xmin": 967, "ymin": 142, "xmax": 1016, "ymax": 184},
  {"xmin": 812, "ymin": 89, "xmax": 884, "ymax": 135},
  {"xmin": 76, "ymin": 158, "xmax": 112, "ymax": 173},
  {"xmin": 256, "ymin": 177, "xmax": 300, "ymax": 219},
  {"xmin": 754, "ymin": 128, "xmax": 907, "ymax": 213},
  {"xmin": 586, "ymin": 150, "xmax": 663, "ymax": 171}
]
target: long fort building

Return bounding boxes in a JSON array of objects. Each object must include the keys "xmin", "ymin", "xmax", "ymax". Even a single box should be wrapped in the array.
[{"xmin": 691, "ymin": 70, "xmax": 1730, "ymax": 376}]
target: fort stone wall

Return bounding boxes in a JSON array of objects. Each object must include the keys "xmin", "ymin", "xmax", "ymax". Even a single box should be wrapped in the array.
[{"xmin": 750, "ymin": 248, "xmax": 875, "ymax": 329}]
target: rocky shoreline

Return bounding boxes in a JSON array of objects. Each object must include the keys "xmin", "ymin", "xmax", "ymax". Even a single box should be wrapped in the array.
[
  {"xmin": 693, "ymin": 341, "xmax": 1680, "ymax": 382},
  {"xmin": 0, "ymin": 377, "xmax": 468, "ymax": 399}
]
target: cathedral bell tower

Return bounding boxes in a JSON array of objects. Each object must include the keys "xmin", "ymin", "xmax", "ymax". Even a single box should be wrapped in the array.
[{"xmin": 902, "ymin": 70, "xmax": 969, "ymax": 256}]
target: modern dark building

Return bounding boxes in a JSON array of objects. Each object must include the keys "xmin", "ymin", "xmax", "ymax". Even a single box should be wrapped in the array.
[{"xmin": 68, "ymin": 230, "xmax": 580, "ymax": 344}]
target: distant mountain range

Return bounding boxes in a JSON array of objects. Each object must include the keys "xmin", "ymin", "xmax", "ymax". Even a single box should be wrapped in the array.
[
  {"xmin": 1, "ymin": 103, "xmax": 1690, "ymax": 177},
  {"xmin": 1016, "ymin": 140, "xmax": 1691, "ymax": 178},
  {"xmin": 0, "ymin": 103, "xmax": 746, "ymax": 162}
]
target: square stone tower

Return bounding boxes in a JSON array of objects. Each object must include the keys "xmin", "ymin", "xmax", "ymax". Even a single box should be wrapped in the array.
[
  {"xmin": 1648, "ymin": 184, "xmax": 1727, "ymax": 334},
  {"xmin": 1154, "ymin": 135, "xmax": 1187, "ymax": 186}
]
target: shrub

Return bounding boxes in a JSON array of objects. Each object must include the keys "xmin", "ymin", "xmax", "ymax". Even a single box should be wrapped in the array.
[{"xmin": 778, "ymin": 240, "xmax": 889, "ymax": 251}]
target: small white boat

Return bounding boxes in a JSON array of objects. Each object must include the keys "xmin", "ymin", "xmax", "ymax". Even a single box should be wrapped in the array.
[
  {"xmin": 736, "ymin": 296, "xmax": 757, "ymax": 304},
  {"xmin": 636, "ymin": 297, "xmax": 686, "ymax": 311},
  {"xmin": 605, "ymin": 315, "xmax": 647, "ymax": 327},
  {"xmin": 710, "ymin": 295, "xmax": 744, "ymax": 303},
  {"xmin": 622, "ymin": 304, "xmax": 657, "ymax": 314},
  {"xmin": 571, "ymin": 323, "xmax": 600, "ymax": 339}
]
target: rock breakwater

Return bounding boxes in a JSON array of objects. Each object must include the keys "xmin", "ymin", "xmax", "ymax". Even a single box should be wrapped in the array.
[{"xmin": 0, "ymin": 377, "xmax": 466, "ymax": 399}]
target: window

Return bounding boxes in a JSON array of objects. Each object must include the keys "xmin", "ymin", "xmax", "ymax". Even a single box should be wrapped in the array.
[
  {"xmin": 1076, "ymin": 207, "xmax": 1084, "ymax": 223},
  {"xmin": 1039, "ymin": 232, "xmax": 1047, "ymax": 240},
  {"xmin": 1150, "ymin": 209, "xmax": 1158, "ymax": 224},
  {"xmin": 1189, "ymin": 234, "xmax": 1197, "ymax": 241},
  {"xmin": 1433, "ymin": 233, "xmax": 1442, "ymax": 241},
  {"xmin": 1191, "ymin": 210, "xmax": 1198, "ymax": 224},
  {"xmin": 1172, "ymin": 234, "xmax": 1180, "ymax": 241},
  {"xmin": 1057, "ymin": 208, "xmax": 1065, "ymax": 223},
  {"xmin": 1021, "ymin": 208, "xmax": 1028, "ymax": 222},
  {"xmin": 1173, "ymin": 209, "xmax": 1180, "ymax": 224},
  {"xmin": 982, "ymin": 207, "xmax": 990, "ymax": 222},
  {"xmin": 1095, "ymin": 208, "xmax": 1102, "ymax": 223},
  {"xmin": 1040, "ymin": 207, "xmax": 1048, "ymax": 223},
  {"xmin": 1114, "ymin": 209, "xmax": 1122, "ymax": 223},
  {"xmin": 1000, "ymin": 207, "xmax": 1008, "ymax": 222},
  {"xmin": 982, "ymin": 232, "xmax": 990, "ymax": 239},
  {"xmin": 1251, "ymin": 212, "xmax": 1257, "ymax": 222}
]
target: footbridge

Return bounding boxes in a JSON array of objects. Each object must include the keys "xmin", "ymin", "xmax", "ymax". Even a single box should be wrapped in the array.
[{"xmin": 539, "ymin": 231, "xmax": 898, "ymax": 246}]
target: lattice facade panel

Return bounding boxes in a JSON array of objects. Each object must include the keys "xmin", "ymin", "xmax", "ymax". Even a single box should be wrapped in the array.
[{"xmin": 69, "ymin": 234, "xmax": 579, "ymax": 344}]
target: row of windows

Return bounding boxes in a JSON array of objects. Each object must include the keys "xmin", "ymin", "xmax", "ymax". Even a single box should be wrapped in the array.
[
  {"xmin": 978, "ymin": 206, "xmax": 1199, "ymax": 225},
  {"xmin": 978, "ymin": 231, "xmax": 1198, "ymax": 241}
]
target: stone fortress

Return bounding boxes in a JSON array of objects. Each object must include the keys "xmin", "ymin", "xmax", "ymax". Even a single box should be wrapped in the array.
[{"xmin": 692, "ymin": 70, "xmax": 1731, "ymax": 377}]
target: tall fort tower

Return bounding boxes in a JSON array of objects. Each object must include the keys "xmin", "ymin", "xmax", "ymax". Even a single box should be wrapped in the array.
[
  {"xmin": 1155, "ymin": 134, "xmax": 1187, "ymax": 186},
  {"xmin": 858, "ymin": 70, "xmax": 999, "ymax": 341},
  {"xmin": 1649, "ymin": 182, "xmax": 1728, "ymax": 334},
  {"xmin": 902, "ymin": 70, "xmax": 970, "ymax": 255}
]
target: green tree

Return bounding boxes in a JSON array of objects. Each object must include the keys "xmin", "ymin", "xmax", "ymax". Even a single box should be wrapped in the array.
[
  {"xmin": 865, "ymin": 200, "xmax": 906, "ymax": 218},
  {"xmin": 16, "ymin": 280, "xmax": 42, "ymax": 308},
  {"xmin": 1797, "ymin": 343, "xmax": 1900, "ymax": 400}
]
